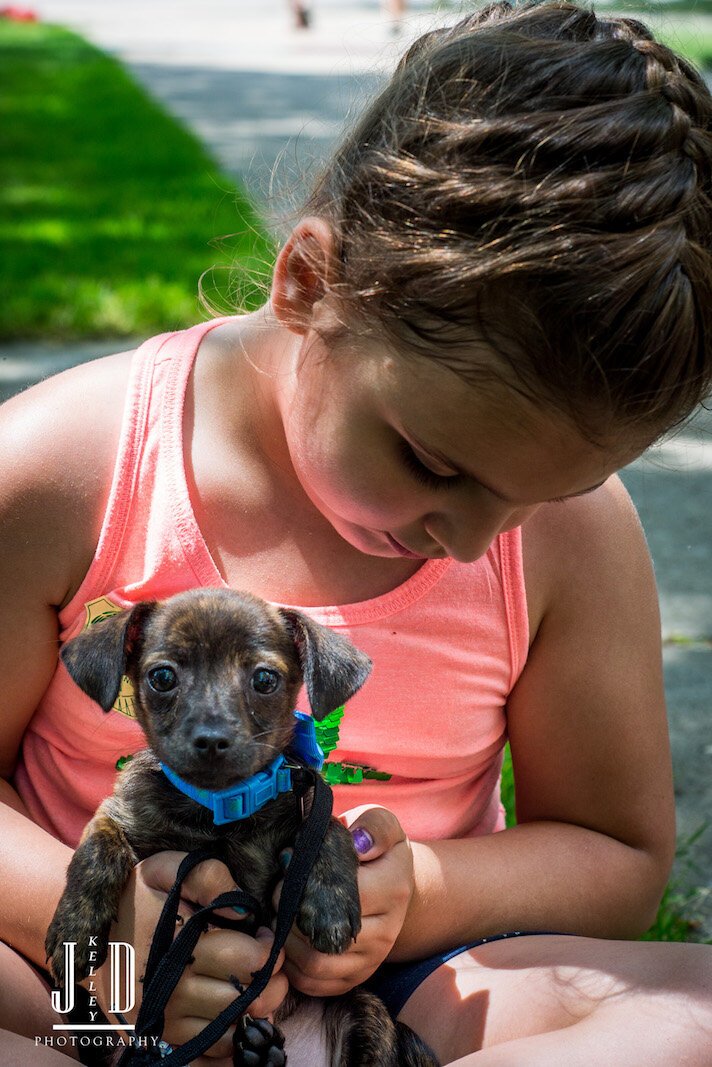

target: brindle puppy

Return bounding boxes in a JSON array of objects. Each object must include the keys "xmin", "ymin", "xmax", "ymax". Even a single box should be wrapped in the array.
[{"xmin": 46, "ymin": 588, "xmax": 438, "ymax": 1066}]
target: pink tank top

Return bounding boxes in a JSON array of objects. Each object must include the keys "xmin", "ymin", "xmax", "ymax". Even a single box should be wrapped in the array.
[{"xmin": 14, "ymin": 319, "xmax": 529, "ymax": 849}]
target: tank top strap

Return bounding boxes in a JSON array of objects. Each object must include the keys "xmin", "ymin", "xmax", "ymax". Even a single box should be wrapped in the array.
[
  {"xmin": 496, "ymin": 525, "xmax": 529, "ymax": 689},
  {"xmin": 59, "ymin": 319, "xmax": 233, "ymax": 633}
]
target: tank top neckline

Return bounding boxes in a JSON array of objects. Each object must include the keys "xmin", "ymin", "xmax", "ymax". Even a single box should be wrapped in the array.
[{"xmin": 162, "ymin": 318, "xmax": 454, "ymax": 626}]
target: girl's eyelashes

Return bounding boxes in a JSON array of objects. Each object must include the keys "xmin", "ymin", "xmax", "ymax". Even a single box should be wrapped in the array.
[{"xmin": 399, "ymin": 439, "xmax": 460, "ymax": 490}]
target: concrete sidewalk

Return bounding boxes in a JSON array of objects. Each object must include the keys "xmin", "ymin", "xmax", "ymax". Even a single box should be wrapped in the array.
[
  {"xmin": 33, "ymin": 0, "xmax": 445, "ymax": 227},
  {"xmin": 5, "ymin": 0, "xmax": 712, "ymax": 933}
]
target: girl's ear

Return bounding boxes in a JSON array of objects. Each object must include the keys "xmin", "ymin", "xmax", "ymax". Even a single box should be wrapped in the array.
[
  {"xmin": 60, "ymin": 602, "xmax": 155, "ymax": 712},
  {"xmin": 278, "ymin": 609, "xmax": 372, "ymax": 720},
  {"xmin": 271, "ymin": 217, "xmax": 338, "ymax": 334}
]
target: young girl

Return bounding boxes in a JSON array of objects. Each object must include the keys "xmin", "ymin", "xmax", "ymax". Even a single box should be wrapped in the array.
[{"xmin": 1, "ymin": 2, "xmax": 711, "ymax": 1064}]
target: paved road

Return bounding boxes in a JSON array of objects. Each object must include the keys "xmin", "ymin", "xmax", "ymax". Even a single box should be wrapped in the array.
[{"xmin": 5, "ymin": 0, "xmax": 712, "ymax": 933}]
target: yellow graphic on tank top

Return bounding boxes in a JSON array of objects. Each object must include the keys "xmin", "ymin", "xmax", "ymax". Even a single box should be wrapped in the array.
[{"xmin": 80, "ymin": 596, "xmax": 138, "ymax": 719}]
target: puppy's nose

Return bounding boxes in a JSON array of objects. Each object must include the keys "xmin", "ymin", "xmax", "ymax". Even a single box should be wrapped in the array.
[{"xmin": 191, "ymin": 727, "xmax": 232, "ymax": 757}]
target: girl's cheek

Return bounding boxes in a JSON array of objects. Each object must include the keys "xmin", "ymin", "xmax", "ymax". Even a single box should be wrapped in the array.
[
  {"xmin": 303, "ymin": 436, "xmax": 388, "ymax": 499},
  {"xmin": 500, "ymin": 505, "xmax": 541, "ymax": 533}
]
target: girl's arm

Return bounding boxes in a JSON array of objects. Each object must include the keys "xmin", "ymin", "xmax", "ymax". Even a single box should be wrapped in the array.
[
  {"xmin": 392, "ymin": 474, "xmax": 675, "ymax": 957},
  {"xmin": 0, "ymin": 356, "xmax": 130, "ymax": 963},
  {"xmin": 0, "ymin": 364, "xmax": 289, "ymax": 1055},
  {"xmin": 284, "ymin": 476, "xmax": 675, "ymax": 992}
]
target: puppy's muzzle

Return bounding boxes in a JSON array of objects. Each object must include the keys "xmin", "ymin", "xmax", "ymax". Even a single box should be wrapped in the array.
[{"xmin": 190, "ymin": 723, "xmax": 232, "ymax": 758}]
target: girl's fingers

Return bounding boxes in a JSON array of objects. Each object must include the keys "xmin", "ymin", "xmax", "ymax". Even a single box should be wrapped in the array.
[
  {"xmin": 166, "ymin": 1020, "xmax": 236, "ymax": 1061},
  {"xmin": 284, "ymin": 916, "xmax": 385, "ymax": 969},
  {"xmin": 170, "ymin": 965, "xmax": 289, "ymax": 1021},
  {"xmin": 338, "ymin": 805, "xmax": 407, "ymax": 861},
  {"xmin": 280, "ymin": 917, "xmax": 388, "ymax": 994},
  {"xmin": 166, "ymin": 927, "xmax": 289, "ymax": 1048},
  {"xmin": 281, "ymin": 953, "xmax": 371, "ymax": 997},
  {"xmin": 141, "ymin": 852, "xmax": 253, "ymax": 924},
  {"xmin": 354, "ymin": 845, "xmax": 413, "ymax": 911},
  {"xmin": 189, "ymin": 926, "xmax": 286, "ymax": 983}
]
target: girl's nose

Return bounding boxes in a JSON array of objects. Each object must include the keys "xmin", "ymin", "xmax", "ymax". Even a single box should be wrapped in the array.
[
  {"xmin": 424, "ymin": 516, "xmax": 504, "ymax": 563},
  {"xmin": 424, "ymin": 490, "xmax": 527, "ymax": 563}
]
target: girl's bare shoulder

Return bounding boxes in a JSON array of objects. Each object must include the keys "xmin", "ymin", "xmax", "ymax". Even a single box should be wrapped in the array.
[
  {"xmin": 522, "ymin": 474, "xmax": 655, "ymax": 641},
  {"xmin": 0, "ymin": 350, "xmax": 134, "ymax": 607}
]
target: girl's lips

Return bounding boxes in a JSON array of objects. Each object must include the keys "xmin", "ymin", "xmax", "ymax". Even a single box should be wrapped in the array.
[{"xmin": 385, "ymin": 532, "xmax": 428, "ymax": 559}]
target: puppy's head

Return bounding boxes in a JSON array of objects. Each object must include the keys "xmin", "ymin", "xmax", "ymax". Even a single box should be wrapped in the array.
[{"xmin": 61, "ymin": 588, "xmax": 371, "ymax": 789}]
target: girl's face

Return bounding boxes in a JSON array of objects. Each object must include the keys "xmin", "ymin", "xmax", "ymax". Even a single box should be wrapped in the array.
[{"xmin": 278, "ymin": 326, "xmax": 641, "ymax": 564}]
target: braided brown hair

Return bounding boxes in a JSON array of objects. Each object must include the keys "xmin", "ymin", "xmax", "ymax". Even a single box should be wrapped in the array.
[{"xmin": 305, "ymin": 1, "xmax": 712, "ymax": 440}]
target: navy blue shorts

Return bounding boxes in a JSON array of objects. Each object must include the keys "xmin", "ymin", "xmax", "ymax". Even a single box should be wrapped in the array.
[{"xmin": 361, "ymin": 930, "xmax": 557, "ymax": 1019}]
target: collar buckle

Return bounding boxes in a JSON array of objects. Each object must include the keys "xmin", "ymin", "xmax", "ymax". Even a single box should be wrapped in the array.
[{"xmin": 160, "ymin": 711, "xmax": 325, "ymax": 825}]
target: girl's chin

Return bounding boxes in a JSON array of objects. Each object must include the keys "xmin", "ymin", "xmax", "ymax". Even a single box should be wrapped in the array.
[
  {"xmin": 335, "ymin": 522, "xmax": 433, "ymax": 561},
  {"xmin": 329, "ymin": 518, "xmax": 400, "ymax": 558}
]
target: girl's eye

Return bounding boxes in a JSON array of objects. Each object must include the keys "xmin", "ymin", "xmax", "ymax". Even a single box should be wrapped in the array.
[
  {"xmin": 399, "ymin": 440, "xmax": 459, "ymax": 490},
  {"xmin": 252, "ymin": 668, "xmax": 281, "ymax": 695},
  {"xmin": 147, "ymin": 666, "xmax": 178, "ymax": 693}
]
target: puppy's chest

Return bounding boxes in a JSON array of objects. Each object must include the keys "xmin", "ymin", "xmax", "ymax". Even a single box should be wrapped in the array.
[{"xmin": 111, "ymin": 777, "xmax": 302, "ymax": 904}]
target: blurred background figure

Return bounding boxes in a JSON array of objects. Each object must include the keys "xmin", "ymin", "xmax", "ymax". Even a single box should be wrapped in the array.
[
  {"xmin": 288, "ymin": 0, "xmax": 407, "ymax": 34},
  {"xmin": 289, "ymin": 0, "xmax": 311, "ymax": 30},
  {"xmin": 383, "ymin": 0, "xmax": 406, "ymax": 34}
]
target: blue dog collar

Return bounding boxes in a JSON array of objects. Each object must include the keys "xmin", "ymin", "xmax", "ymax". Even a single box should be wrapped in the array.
[
  {"xmin": 160, "ymin": 711, "xmax": 325, "ymax": 825},
  {"xmin": 290, "ymin": 710, "xmax": 325, "ymax": 771}
]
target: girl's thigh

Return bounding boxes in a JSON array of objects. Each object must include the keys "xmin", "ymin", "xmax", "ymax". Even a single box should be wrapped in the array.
[
  {"xmin": 0, "ymin": 940, "xmax": 80, "ymax": 1059},
  {"xmin": 1, "ymin": 1028, "xmax": 81, "ymax": 1065},
  {"xmin": 395, "ymin": 934, "xmax": 712, "ymax": 1065}
]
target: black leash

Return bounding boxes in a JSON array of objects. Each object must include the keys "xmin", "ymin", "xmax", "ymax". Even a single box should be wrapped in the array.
[{"xmin": 118, "ymin": 769, "xmax": 333, "ymax": 1066}]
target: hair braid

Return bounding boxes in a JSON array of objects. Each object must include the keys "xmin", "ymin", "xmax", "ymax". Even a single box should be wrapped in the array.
[{"xmin": 304, "ymin": 1, "xmax": 712, "ymax": 437}]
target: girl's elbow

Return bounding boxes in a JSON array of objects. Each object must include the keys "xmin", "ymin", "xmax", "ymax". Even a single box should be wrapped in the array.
[{"xmin": 617, "ymin": 844, "xmax": 675, "ymax": 939}]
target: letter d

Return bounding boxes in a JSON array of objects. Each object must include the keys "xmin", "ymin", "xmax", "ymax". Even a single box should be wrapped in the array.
[{"xmin": 109, "ymin": 941, "xmax": 135, "ymax": 1014}]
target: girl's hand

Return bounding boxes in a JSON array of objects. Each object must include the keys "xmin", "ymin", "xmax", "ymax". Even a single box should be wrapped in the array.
[
  {"xmin": 88, "ymin": 852, "xmax": 289, "ymax": 1067},
  {"xmin": 276, "ymin": 806, "xmax": 414, "ymax": 996}
]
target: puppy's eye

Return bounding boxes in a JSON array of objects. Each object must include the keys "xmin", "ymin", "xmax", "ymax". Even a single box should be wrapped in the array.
[
  {"xmin": 251, "ymin": 668, "xmax": 280, "ymax": 695},
  {"xmin": 147, "ymin": 666, "xmax": 178, "ymax": 693}
]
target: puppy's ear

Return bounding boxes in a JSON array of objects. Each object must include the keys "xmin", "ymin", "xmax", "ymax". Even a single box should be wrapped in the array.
[
  {"xmin": 60, "ymin": 602, "xmax": 155, "ymax": 711},
  {"xmin": 279, "ymin": 610, "xmax": 372, "ymax": 720}
]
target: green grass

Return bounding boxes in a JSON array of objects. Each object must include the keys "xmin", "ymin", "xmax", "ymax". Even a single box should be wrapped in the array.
[
  {"xmin": 500, "ymin": 743, "xmax": 517, "ymax": 830},
  {"xmin": 500, "ymin": 744, "xmax": 711, "ymax": 943},
  {"xmin": 656, "ymin": 18, "xmax": 712, "ymax": 68},
  {"xmin": 0, "ymin": 21, "xmax": 275, "ymax": 340},
  {"xmin": 641, "ymin": 824, "xmax": 712, "ymax": 942},
  {"xmin": 3, "ymin": 15, "xmax": 712, "ymax": 341},
  {"xmin": 591, "ymin": 6, "xmax": 712, "ymax": 68},
  {"xmin": 572, "ymin": 6, "xmax": 712, "ymax": 69}
]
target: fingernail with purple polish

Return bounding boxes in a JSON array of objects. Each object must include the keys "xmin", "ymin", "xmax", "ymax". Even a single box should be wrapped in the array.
[{"xmin": 351, "ymin": 827, "xmax": 374, "ymax": 854}]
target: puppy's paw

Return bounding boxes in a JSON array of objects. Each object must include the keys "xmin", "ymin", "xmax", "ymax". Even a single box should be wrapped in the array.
[
  {"xmin": 297, "ymin": 880, "xmax": 361, "ymax": 955},
  {"xmin": 46, "ymin": 897, "xmax": 110, "ymax": 986},
  {"xmin": 295, "ymin": 816, "xmax": 362, "ymax": 954},
  {"xmin": 233, "ymin": 1014, "xmax": 286, "ymax": 1066}
]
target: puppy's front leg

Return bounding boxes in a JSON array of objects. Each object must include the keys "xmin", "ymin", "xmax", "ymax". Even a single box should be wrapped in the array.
[
  {"xmin": 297, "ymin": 818, "xmax": 361, "ymax": 955},
  {"xmin": 46, "ymin": 804, "xmax": 137, "ymax": 987}
]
